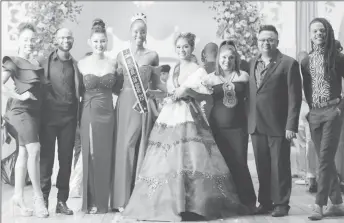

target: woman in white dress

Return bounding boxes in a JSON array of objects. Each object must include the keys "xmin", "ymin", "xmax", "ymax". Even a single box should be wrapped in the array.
[{"xmin": 117, "ymin": 32, "xmax": 248, "ymax": 222}]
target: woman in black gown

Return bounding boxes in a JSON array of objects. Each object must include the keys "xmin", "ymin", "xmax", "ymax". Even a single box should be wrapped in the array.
[
  {"xmin": 207, "ymin": 41, "xmax": 257, "ymax": 213},
  {"xmin": 1, "ymin": 23, "xmax": 49, "ymax": 218},
  {"xmin": 78, "ymin": 19, "xmax": 123, "ymax": 214}
]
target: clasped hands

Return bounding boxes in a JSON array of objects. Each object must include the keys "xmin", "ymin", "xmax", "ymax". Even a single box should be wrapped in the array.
[
  {"xmin": 173, "ymin": 87, "xmax": 188, "ymax": 100},
  {"xmin": 146, "ymin": 87, "xmax": 188, "ymax": 101}
]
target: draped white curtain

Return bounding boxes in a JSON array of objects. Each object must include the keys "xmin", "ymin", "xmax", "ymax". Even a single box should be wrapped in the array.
[
  {"xmin": 336, "ymin": 14, "xmax": 344, "ymax": 182},
  {"xmin": 295, "ymin": 1, "xmax": 318, "ymax": 54}
]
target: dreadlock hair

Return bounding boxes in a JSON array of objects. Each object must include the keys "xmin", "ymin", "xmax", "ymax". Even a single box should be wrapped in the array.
[{"xmin": 309, "ymin": 18, "xmax": 337, "ymax": 76}]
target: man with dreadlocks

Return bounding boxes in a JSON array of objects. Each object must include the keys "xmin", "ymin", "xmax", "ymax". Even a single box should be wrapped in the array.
[{"xmin": 300, "ymin": 18, "xmax": 344, "ymax": 221}]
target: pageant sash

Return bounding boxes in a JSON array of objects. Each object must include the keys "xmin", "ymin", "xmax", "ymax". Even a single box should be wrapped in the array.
[{"xmin": 122, "ymin": 49, "xmax": 148, "ymax": 113}]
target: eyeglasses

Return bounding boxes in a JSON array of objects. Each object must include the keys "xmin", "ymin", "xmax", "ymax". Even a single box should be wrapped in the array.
[{"xmin": 258, "ymin": 38, "xmax": 276, "ymax": 43}]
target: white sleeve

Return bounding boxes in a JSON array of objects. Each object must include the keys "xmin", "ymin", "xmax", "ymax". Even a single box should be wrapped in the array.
[{"xmin": 182, "ymin": 67, "xmax": 213, "ymax": 94}]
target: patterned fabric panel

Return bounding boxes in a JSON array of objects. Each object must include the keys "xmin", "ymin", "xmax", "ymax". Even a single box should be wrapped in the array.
[
  {"xmin": 309, "ymin": 45, "xmax": 331, "ymax": 107},
  {"xmin": 254, "ymin": 59, "xmax": 269, "ymax": 88},
  {"xmin": 83, "ymin": 73, "xmax": 116, "ymax": 91}
]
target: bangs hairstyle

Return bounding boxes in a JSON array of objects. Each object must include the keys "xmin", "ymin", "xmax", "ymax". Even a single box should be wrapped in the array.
[
  {"xmin": 215, "ymin": 40, "xmax": 241, "ymax": 76},
  {"xmin": 310, "ymin": 18, "xmax": 337, "ymax": 75},
  {"xmin": 91, "ymin": 18, "xmax": 107, "ymax": 37}
]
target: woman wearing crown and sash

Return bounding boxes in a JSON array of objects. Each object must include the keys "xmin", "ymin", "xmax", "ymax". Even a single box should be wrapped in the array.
[
  {"xmin": 78, "ymin": 19, "xmax": 123, "ymax": 214},
  {"xmin": 110, "ymin": 13, "xmax": 166, "ymax": 211},
  {"xmin": 115, "ymin": 32, "xmax": 248, "ymax": 222}
]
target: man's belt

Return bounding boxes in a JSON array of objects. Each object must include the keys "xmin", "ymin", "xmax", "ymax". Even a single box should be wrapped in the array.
[
  {"xmin": 312, "ymin": 97, "xmax": 341, "ymax": 109},
  {"xmin": 122, "ymin": 48, "xmax": 148, "ymax": 113}
]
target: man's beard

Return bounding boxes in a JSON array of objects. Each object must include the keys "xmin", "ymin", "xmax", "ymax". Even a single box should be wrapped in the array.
[{"xmin": 57, "ymin": 44, "xmax": 72, "ymax": 52}]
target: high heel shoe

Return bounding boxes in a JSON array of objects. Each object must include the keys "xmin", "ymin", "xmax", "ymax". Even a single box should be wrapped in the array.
[
  {"xmin": 87, "ymin": 206, "xmax": 98, "ymax": 214},
  {"xmin": 33, "ymin": 195, "xmax": 49, "ymax": 218},
  {"xmin": 11, "ymin": 196, "xmax": 33, "ymax": 217}
]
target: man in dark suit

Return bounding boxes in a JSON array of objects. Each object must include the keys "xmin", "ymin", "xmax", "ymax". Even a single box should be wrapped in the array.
[
  {"xmin": 39, "ymin": 28, "xmax": 83, "ymax": 215},
  {"xmin": 247, "ymin": 25, "xmax": 302, "ymax": 217}
]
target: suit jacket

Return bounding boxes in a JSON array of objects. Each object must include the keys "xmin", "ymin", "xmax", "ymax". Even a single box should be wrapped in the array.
[
  {"xmin": 247, "ymin": 50, "xmax": 302, "ymax": 136},
  {"xmin": 38, "ymin": 51, "xmax": 83, "ymax": 123},
  {"xmin": 301, "ymin": 52, "xmax": 344, "ymax": 108}
]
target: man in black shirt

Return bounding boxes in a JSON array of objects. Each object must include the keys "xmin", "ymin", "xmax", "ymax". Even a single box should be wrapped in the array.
[{"xmin": 39, "ymin": 28, "xmax": 82, "ymax": 215}]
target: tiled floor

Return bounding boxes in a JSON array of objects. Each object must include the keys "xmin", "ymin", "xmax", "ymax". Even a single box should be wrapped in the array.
[{"xmin": 2, "ymin": 144, "xmax": 344, "ymax": 223}]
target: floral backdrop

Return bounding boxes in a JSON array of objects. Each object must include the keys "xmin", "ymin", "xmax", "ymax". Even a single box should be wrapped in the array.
[
  {"xmin": 209, "ymin": 0, "xmax": 261, "ymax": 60},
  {"xmin": 6, "ymin": 1, "xmax": 83, "ymax": 58},
  {"xmin": 2, "ymin": 1, "xmax": 344, "ymax": 61}
]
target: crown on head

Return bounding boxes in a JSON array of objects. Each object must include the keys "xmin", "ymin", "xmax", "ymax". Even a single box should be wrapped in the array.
[{"xmin": 131, "ymin": 13, "xmax": 147, "ymax": 25}]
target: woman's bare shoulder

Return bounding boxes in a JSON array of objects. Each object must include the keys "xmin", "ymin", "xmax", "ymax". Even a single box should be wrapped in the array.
[
  {"xmin": 77, "ymin": 56, "xmax": 89, "ymax": 69},
  {"xmin": 144, "ymin": 49, "xmax": 159, "ymax": 64},
  {"xmin": 233, "ymin": 70, "xmax": 249, "ymax": 82},
  {"xmin": 145, "ymin": 48, "xmax": 158, "ymax": 56}
]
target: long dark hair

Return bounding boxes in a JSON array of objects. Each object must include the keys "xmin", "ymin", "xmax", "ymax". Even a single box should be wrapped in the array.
[
  {"xmin": 309, "ymin": 18, "xmax": 337, "ymax": 75},
  {"xmin": 215, "ymin": 40, "xmax": 241, "ymax": 76}
]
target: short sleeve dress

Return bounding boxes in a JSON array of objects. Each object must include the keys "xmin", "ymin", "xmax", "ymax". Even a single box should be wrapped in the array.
[{"xmin": 2, "ymin": 56, "xmax": 44, "ymax": 146}]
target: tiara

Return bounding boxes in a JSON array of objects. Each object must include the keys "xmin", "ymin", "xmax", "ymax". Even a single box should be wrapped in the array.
[{"xmin": 131, "ymin": 13, "xmax": 147, "ymax": 25}]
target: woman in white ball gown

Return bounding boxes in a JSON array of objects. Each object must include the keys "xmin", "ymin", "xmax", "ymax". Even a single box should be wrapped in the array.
[{"xmin": 116, "ymin": 32, "xmax": 248, "ymax": 222}]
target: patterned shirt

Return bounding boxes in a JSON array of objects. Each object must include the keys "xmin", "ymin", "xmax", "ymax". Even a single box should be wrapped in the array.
[
  {"xmin": 254, "ymin": 57, "xmax": 272, "ymax": 88},
  {"xmin": 309, "ymin": 45, "xmax": 331, "ymax": 107}
]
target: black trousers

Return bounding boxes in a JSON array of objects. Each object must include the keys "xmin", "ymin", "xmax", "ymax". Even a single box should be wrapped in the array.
[
  {"xmin": 40, "ymin": 113, "xmax": 77, "ymax": 202},
  {"xmin": 211, "ymin": 126, "xmax": 256, "ymax": 206},
  {"xmin": 308, "ymin": 102, "xmax": 343, "ymax": 206},
  {"xmin": 251, "ymin": 132, "xmax": 291, "ymax": 207},
  {"xmin": 73, "ymin": 126, "xmax": 81, "ymax": 169}
]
